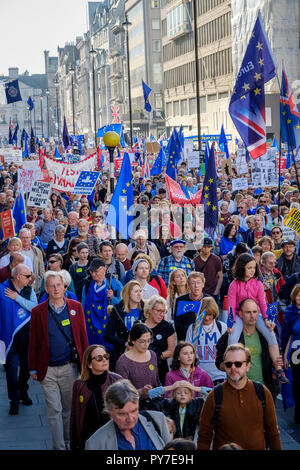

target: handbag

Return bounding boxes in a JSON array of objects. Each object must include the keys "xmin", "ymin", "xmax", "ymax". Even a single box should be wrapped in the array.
[{"xmin": 48, "ymin": 307, "xmax": 80, "ymax": 370}]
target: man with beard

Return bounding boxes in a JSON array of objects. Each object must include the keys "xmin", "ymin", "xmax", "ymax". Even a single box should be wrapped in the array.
[{"xmin": 197, "ymin": 343, "xmax": 282, "ymax": 450}]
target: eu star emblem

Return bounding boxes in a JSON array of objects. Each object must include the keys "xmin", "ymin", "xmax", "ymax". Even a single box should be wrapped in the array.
[{"xmin": 73, "ymin": 171, "xmax": 100, "ymax": 196}]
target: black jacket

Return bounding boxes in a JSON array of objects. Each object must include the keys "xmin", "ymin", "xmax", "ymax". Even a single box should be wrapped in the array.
[
  {"xmin": 148, "ymin": 396, "xmax": 204, "ymax": 439},
  {"xmin": 104, "ymin": 299, "xmax": 145, "ymax": 369},
  {"xmin": 215, "ymin": 331, "xmax": 277, "ymax": 399}
]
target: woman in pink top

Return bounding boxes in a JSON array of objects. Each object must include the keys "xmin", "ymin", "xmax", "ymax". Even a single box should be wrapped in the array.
[
  {"xmin": 164, "ymin": 341, "xmax": 213, "ymax": 397},
  {"xmin": 228, "ymin": 253, "xmax": 288, "ymax": 383}
]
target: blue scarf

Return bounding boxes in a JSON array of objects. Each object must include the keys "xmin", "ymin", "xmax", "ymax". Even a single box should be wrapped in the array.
[
  {"xmin": 0, "ymin": 279, "xmax": 31, "ymax": 363},
  {"xmin": 84, "ymin": 280, "xmax": 111, "ymax": 350}
]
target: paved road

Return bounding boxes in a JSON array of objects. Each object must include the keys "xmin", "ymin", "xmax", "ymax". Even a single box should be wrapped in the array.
[{"xmin": 0, "ymin": 365, "xmax": 299, "ymax": 450}]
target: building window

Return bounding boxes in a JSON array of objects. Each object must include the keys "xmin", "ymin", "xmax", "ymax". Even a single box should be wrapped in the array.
[
  {"xmin": 200, "ymin": 96, "xmax": 206, "ymax": 113},
  {"xmin": 189, "ymin": 98, "xmax": 196, "ymax": 115},
  {"xmin": 218, "ymin": 91, "xmax": 229, "ymax": 99},
  {"xmin": 173, "ymin": 101, "xmax": 180, "ymax": 116},
  {"xmin": 153, "ymin": 63, "xmax": 163, "ymax": 84},
  {"xmin": 222, "ymin": 111, "xmax": 227, "ymax": 128},
  {"xmin": 155, "ymin": 94, "xmax": 163, "ymax": 111},
  {"xmin": 153, "ymin": 40, "xmax": 161, "ymax": 52},
  {"xmin": 213, "ymin": 112, "xmax": 218, "ymax": 130},
  {"xmin": 207, "ymin": 93, "xmax": 217, "ymax": 102},
  {"xmin": 166, "ymin": 102, "xmax": 173, "ymax": 117},
  {"xmin": 181, "ymin": 99, "xmax": 188, "ymax": 115},
  {"xmin": 152, "ymin": 19, "xmax": 160, "ymax": 30},
  {"xmin": 152, "ymin": 0, "xmax": 159, "ymax": 7}
]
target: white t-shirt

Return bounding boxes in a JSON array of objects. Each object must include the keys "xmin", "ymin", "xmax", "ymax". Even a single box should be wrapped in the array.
[
  {"xmin": 141, "ymin": 283, "xmax": 159, "ymax": 300},
  {"xmin": 186, "ymin": 320, "xmax": 227, "ymax": 382}
]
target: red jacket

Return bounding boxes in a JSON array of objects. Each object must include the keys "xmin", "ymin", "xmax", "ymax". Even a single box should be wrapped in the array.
[{"xmin": 29, "ymin": 298, "xmax": 89, "ymax": 381}]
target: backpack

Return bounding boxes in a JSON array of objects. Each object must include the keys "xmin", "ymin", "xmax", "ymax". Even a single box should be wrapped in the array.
[
  {"xmin": 149, "ymin": 274, "xmax": 162, "ymax": 290},
  {"xmin": 210, "ymin": 381, "xmax": 266, "ymax": 425}
]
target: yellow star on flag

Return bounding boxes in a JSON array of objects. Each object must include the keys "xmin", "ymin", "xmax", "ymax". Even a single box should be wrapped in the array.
[
  {"xmin": 212, "ymin": 205, "xmax": 217, "ymax": 211},
  {"xmin": 209, "ymin": 178, "xmax": 213, "ymax": 184},
  {"xmin": 259, "ymin": 58, "xmax": 264, "ymax": 66},
  {"xmin": 240, "ymin": 95, "xmax": 246, "ymax": 100},
  {"xmin": 254, "ymin": 88, "xmax": 261, "ymax": 95},
  {"xmin": 242, "ymin": 83, "xmax": 250, "ymax": 91},
  {"xmin": 254, "ymin": 72, "xmax": 261, "ymax": 81},
  {"xmin": 256, "ymin": 42, "xmax": 263, "ymax": 50}
]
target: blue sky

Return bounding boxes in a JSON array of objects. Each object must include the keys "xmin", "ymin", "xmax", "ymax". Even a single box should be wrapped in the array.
[{"xmin": 0, "ymin": 0, "xmax": 89, "ymax": 75}]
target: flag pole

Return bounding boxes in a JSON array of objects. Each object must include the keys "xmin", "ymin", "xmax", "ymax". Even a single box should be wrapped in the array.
[{"xmin": 275, "ymin": 72, "xmax": 300, "ymax": 194}]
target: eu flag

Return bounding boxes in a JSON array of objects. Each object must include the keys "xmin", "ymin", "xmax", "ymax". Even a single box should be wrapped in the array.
[
  {"xmin": 227, "ymin": 307, "xmax": 235, "ymax": 328},
  {"xmin": 22, "ymin": 131, "xmax": 29, "ymax": 158},
  {"xmin": 106, "ymin": 152, "xmax": 134, "ymax": 240},
  {"xmin": 229, "ymin": 12, "xmax": 276, "ymax": 160},
  {"xmin": 267, "ymin": 302, "xmax": 278, "ymax": 323},
  {"xmin": 142, "ymin": 80, "xmax": 152, "ymax": 112},
  {"xmin": 176, "ymin": 301, "xmax": 201, "ymax": 317},
  {"xmin": 219, "ymin": 124, "xmax": 230, "ymax": 159},
  {"xmin": 63, "ymin": 116, "xmax": 70, "ymax": 149},
  {"xmin": 204, "ymin": 141, "xmax": 210, "ymax": 171},
  {"xmin": 29, "ymin": 127, "xmax": 35, "ymax": 154},
  {"xmin": 12, "ymin": 124, "xmax": 19, "ymax": 146},
  {"xmin": 151, "ymin": 147, "xmax": 163, "ymax": 176},
  {"xmin": 178, "ymin": 125, "xmax": 184, "ymax": 150},
  {"xmin": 201, "ymin": 143, "xmax": 218, "ymax": 238},
  {"xmin": 13, "ymin": 193, "xmax": 26, "ymax": 235},
  {"xmin": 27, "ymin": 96, "xmax": 34, "ymax": 111},
  {"xmin": 280, "ymin": 66, "xmax": 300, "ymax": 151},
  {"xmin": 5, "ymin": 79, "xmax": 22, "ymax": 104},
  {"xmin": 166, "ymin": 133, "xmax": 179, "ymax": 180}
]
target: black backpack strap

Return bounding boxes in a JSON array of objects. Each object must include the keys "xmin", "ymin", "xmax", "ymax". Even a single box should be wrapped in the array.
[
  {"xmin": 215, "ymin": 320, "xmax": 222, "ymax": 335},
  {"xmin": 253, "ymin": 381, "xmax": 266, "ymax": 426},
  {"xmin": 211, "ymin": 383, "xmax": 223, "ymax": 424},
  {"xmin": 139, "ymin": 410, "xmax": 162, "ymax": 438}
]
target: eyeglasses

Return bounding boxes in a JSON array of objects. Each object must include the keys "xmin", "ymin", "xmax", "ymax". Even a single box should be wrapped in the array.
[
  {"xmin": 91, "ymin": 353, "xmax": 110, "ymax": 362},
  {"xmin": 152, "ymin": 308, "xmax": 166, "ymax": 314},
  {"xmin": 20, "ymin": 274, "xmax": 32, "ymax": 279},
  {"xmin": 136, "ymin": 339, "xmax": 152, "ymax": 345},
  {"xmin": 224, "ymin": 361, "xmax": 247, "ymax": 368}
]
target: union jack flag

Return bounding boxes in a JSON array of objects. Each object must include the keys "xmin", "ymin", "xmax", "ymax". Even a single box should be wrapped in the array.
[
  {"xmin": 144, "ymin": 155, "xmax": 151, "ymax": 179},
  {"xmin": 280, "ymin": 66, "xmax": 300, "ymax": 150},
  {"xmin": 229, "ymin": 12, "xmax": 276, "ymax": 160}
]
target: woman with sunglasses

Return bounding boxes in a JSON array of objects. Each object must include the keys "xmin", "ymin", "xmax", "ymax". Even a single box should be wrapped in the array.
[
  {"xmin": 70, "ymin": 344, "xmax": 122, "ymax": 450},
  {"xmin": 115, "ymin": 323, "xmax": 161, "ymax": 407},
  {"xmin": 69, "ymin": 243, "xmax": 90, "ymax": 302},
  {"xmin": 271, "ymin": 226, "xmax": 283, "ymax": 258},
  {"xmin": 62, "ymin": 238, "xmax": 80, "ymax": 271}
]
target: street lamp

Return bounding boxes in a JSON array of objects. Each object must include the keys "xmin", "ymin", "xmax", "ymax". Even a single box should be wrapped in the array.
[
  {"xmin": 46, "ymin": 89, "xmax": 50, "ymax": 139},
  {"xmin": 40, "ymin": 96, "xmax": 44, "ymax": 138},
  {"xmin": 69, "ymin": 66, "xmax": 76, "ymax": 135},
  {"xmin": 122, "ymin": 14, "xmax": 133, "ymax": 147},
  {"xmin": 103, "ymin": 131, "xmax": 120, "ymax": 195},
  {"xmin": 54, "ymin": 76, "xmax": 60, "ymax": 139},
  {"xmin": 89, "ymin": 46, "xmax": 98, "ymax": 147}
]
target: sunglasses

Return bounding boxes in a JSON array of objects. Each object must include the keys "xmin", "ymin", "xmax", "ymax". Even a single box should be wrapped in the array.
[
  {"xmin": 224, "ymin": 361, "xmax": 247, "ymax": 368},
  {"xmin": 49, "ymin": 259, "xmax": 59, "ymax": 264},
  {"xmin": 20, "ymin": 273, "xmax": 32, "ymax": 279},
  {"xmin": 272, "ymin": 231, "xmax": 281, "ymax": 235},
  {"xmin": 91, "ymin": 353, "xmax": 110, "ymax": 362}
]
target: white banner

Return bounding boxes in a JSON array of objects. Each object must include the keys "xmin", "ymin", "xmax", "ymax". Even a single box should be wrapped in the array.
[
  {"xmin": 232, "ymin": 177, "xmax": 248, "ymax": 192},
  {"xmin": 28, "ymin": 181, "xmax": 52, "ymax": 208},
  {"xmin": 0, "ymin": 148, "xmax": 22, "ymax": 163},
  {"xmin": 44, "ymin": 153, "xmax": 96, "ymax": 193},
  {"xmin": 18, "ymin": 166, "xmax": 42, "ymax": 194},
  {"xmin": 251, "ymin": 148, "xmax": 277, "ymax": 188}
]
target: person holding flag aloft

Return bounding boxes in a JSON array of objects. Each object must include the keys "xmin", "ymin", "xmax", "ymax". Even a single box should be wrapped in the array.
[
  {"xmin": 185, "ymin": 297, "xmax": 227, "ymax": 385},
  {"xmin": 227, "ymin": 253, "xmax": 289, "ymax": 384}
]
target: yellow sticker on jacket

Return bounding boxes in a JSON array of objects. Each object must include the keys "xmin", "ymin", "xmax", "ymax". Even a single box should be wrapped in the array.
[
  {"xmin": 61, "ymin": 319, "xmax": 70, "ymax": 327},
  {"xmin": 76, "ymin": 268, "xmax": 83, "ymax": 273}
]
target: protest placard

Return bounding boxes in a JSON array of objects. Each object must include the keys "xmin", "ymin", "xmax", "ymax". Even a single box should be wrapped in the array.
[
  {"xmin": 283, "ymin": 208, "xmax": 300, "ymax": 235},
  {"xmin": 251, "ymin": 148, "xmax": 277, "ymax": 187},
  {"xmin": 18, "ymin": 166, "xmax": 42, "ymax": 194},
  {"xmin": 73, "ymin": 171, "xmax": 100, "ymax": 195},
  {"xmin": 0, "ymin": 210, "xmax": 15, "ymax": 239},
  {"xmin": 236, "ymin": 148, "xmax": 249, "ymax": 175},
  {"xmin": 0, "ymin": 148, "xmax": 22, "ymax": 164},
  {"xmin": 232, "ymin": 177, "xmax": 248, "ymax": 192},
  {"xmin": 187, "ymin": 151, "xmax": 200, "ymax": 169},
  {"xmin": 27, "ymin": 181, "xmax": 52, "ymax": 208}
]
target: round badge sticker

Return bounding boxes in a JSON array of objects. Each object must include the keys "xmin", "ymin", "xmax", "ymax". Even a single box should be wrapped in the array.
[
  {"xmin": 70, "ymin": 309, "xmax": 76, "ymax": 316},
  {"xmin": 17, "ymin": 308, "xmax": 26, "ymax": 319},
  {"xmin": 156, "ymin": 334, "xmax": 162, "ymax": 340},
  {"xmin": 149, "ymin": 364, "xmax": 154, "ymax": 371}
]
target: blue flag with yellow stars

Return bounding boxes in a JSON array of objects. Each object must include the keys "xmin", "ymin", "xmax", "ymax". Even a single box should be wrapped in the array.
[
  {"xmin": 267, "ymin": 302, "xmax": 278, "ymax": 323},
  {"xmin": 176, "ymin": 301, "xmax": 201, "ymax": 317},
  {"xmin": 201, "ymin": 143, "xmax": 218, "ymax": 238},
  {"xmin": 227, "ymin": 307, "xmax": 235, "ymax": 328},
  {"xmin": 73, "ymin": 171, "xmax": 100, "ymax": 196},
  {"xmin": 219, "ymin": 124, "xmax": 230, "ymax": 159},
  {"xmin": 166, "ymin": 133, "xmax": 179, "ymax": 180},
  {"xmin": 280, "ymin": 66, "xmax": 300, "ymax": 151},
  {"xmin": 229, "ymin": 12, "xmax": 276, "ymax": 160},
  {"xmin": 142, "ymin": 80, "xmax": 152, "ymax": 112},
  {"xmin": 13, "ymin": 192, "xmax": 26, "ymax": 235},
  {"xmin": 151, "ymin": 147, "xmax": 163, "ymax": 176},
  {"xmin": 192, "ymin": 308, "xmax": 206, "ymax": 348},
  {"xmin": 106, "ymin": 152, "xmax": 133, "ymax": 240}
]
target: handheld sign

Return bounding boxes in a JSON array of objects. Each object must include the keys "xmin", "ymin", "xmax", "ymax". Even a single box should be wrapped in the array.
[
  {"xmin": 267, "ymin": 302, "xmax": 278, "ymax": 324},
  {"xmin": 176, "ymin": 301, "xmax": 201, "ymax": 317},
  {"xmin": 73, "ymin": 171, "xmax": 100, "ymax": 196}
]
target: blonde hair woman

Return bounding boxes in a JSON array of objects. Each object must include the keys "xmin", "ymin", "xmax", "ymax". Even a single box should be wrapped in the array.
[
  {"xmin": 144, "ymin": 295, "xmax": 176, "ymax": 384},
  {"xmin": 166, "ymin": 268, "xmax": 188, "ymax": 324},
  {"xmin": 104, "ymin": 280, "xmax": 145, "ymax": 370},
  {"xmin": 0, "ymin": 237, "xmax": 33, "ymax": 270}
]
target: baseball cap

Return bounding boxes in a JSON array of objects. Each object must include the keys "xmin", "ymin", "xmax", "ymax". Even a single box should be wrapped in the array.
[
  {"xmin": 203, "ymin": 237, "xmax": 213, "ymax": 246},
  {"xmin": 169, "ymin": 239, "xmax": 186, "ymax": 247}
]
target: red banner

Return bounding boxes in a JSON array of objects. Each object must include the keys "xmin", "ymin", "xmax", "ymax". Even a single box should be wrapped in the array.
[
  {"xmin": 165, "ymin": 175, "xmax": 202, "ymax": 207},
  {"xmin": 0, "ymin": 210, "xmax": 15, "ymax": 240}
]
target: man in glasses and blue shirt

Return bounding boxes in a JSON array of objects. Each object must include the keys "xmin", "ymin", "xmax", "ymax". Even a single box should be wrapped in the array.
[{"xmin": 197, "ymin": 342, "xmax": 282, "ymax": 450}]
